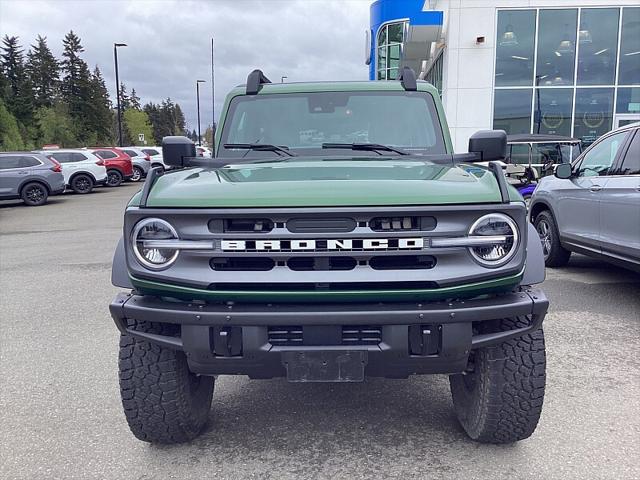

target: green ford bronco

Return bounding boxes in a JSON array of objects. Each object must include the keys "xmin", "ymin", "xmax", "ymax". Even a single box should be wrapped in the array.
[{"xmin": 110, "ymin": 67, "xmax": 548, "ymax": 444}]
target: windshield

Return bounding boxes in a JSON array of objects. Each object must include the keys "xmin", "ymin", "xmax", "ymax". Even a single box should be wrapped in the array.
[{"xmin": 219, "ymin": 91, "xmax": 446, "ymax": 157}]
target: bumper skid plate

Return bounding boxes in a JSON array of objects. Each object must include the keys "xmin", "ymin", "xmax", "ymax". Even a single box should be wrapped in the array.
[{"xmin": 109, "ymin": 288, "xmax": 548, "ymax": 379}]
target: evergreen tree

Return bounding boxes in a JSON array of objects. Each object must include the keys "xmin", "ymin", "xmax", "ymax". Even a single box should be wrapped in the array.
[
  {"xmin": 143, "ymin": 99, "xmax": 189, "ymax": 144},
  {"xmin": 60, "ymin": 31, "xmax": 94, "ymax": 143},
  {"xmin": 174, "ymin": 103, "xmax": 186, "ymax": 135},
  {"xmin": 119, "ymin": 82, "xmax": 130, "ymax": 110},
  {"xmin": 25, "ymin": 35, "xmax": 59, "ymax": 108},
  {"xmin": 143, "ymin": 102, "xmax": 162, "ymax": 144},
  {"xmin": 204, "ymin": 125, "xmax": 215, "ymax": 146},
  {"xmin": 0, "ymin": 97, "xmax": 26, "ymax": 150},
  {"xmin": 129, "ymin": 88, "xmax": 141, "ymax": 110},
  {"xmin": 0, "ymin": 64, "xmax": 11, "ymax": 103},
  {"xmin": 88, "ymin": 66, "xmax": 113, "ymax": 144},
  {"xmin": 1, "ymin": 35, "xmax": 33, "ymax": 124}
]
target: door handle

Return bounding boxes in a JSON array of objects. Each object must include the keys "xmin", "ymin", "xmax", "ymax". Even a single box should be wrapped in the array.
[{"xmin": 590, "ymin": 185, "xmax": 602, "ymax": 192}]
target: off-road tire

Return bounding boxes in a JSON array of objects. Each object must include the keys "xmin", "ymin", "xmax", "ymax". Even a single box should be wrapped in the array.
[
  {"xmin": 130, "ymin": 166, "xmax": 144, "ymax": 182},
  {"xmin": 106, "ymin": 169, "xmax": 123, "ymax": 187},
  {"xmin": 70, "ymin": 174, "xmax": 94, "ymax": 194},
  {"xmin": 449, "ymin": 317, "xmax": 546, "ymax": 444},
  {"xmin": 21, "ymin": 182, "xmax": 48, "ymax": 206},
  {"xmin": 534, "ymin": 210, "xmax": 571, "ymax": 267},
  {"xmin": 118, "ymin": 320, "xmax": 214, "ymax": 443}
]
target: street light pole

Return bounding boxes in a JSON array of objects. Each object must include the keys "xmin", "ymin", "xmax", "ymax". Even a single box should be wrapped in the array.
[
  {"xmin": 196, "ymin": 80, "xmax": 206, "ymax": 146},
  {"xmin": 113, "ymin": 43, "xmax": 127, "ymax": 147},
  {"xmin": 214, "ymin": 37, "xmax": 216, "ymax": 138}
]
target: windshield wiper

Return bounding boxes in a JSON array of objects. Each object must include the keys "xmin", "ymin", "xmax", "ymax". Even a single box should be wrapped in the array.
[
  {"xmin": 223, "ymin": 143, "xmax": 296, "ymax": 157},
  {"xmin": 322, "ymin": 142, "xmax": 409, "ymax": 155}
]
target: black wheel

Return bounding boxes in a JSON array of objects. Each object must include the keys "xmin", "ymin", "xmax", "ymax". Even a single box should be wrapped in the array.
[
  {"xmin": 21, "ymin": 182, "xmax": 48, "ymax": 206},
  {"xmin": 534, "ymin": 210, "xmax": 571, "ymax": 267},
  {"xmin": 106, "ymin": 169, "xmax": 124, "ymax": 187},
  {"xmin": 151, "ymin": 163, "xmax": 165, "ymax": 172},
  {"xmin": 130, "ymin": 166, "xmax": 144, "ymax": 182},
  {"xmin": 119, "ymin": 320, "xmax": 214, "ymax": 443},
  {"xmin": 70, "ymin": 174, "xmax": 94, "ymax": 194},
  {"xmin": 449, "ymin": 317, "xmax": 546, "ymax": 444}
]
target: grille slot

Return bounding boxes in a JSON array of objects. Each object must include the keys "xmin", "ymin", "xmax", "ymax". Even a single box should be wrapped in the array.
[
  {"xmin": 369, "ymin": 255, "xmax": 436, "ymax": 270},
  {"xmin": 210, "ymin": 257, "xmax": 275, "ymax": 271},
  {"xmin": 209, "ymin": 218, "xmax": 274, "ymax": 233},
  {"xmin": 287, "ymin": 256, "xmax": 357, "ymax": 271},
  {"xmin": 287, "ymin": 217, "xmax": 356, "ymax": 233},
  {"xmin": 342, "ymin": 326, "xmax": 382, "ymax": 345},
  {"xmin": 268, "ymin": 325, "xmax": 382, "ymax": 346},
  {"xmin": 370, "ymin": 216, "xmax": 436, "ymax": 231},
  {"xmin": 268, "ymin": 326, "xmax": 303, "ymax": 345}
]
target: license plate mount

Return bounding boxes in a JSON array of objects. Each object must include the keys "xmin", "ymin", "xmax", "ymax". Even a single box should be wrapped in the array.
[{"xmin": 282, "ymin": 350, "xmax": 368, "ymax": 383}]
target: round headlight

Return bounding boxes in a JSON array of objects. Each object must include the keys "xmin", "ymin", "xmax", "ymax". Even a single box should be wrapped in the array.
[
  {"xmin": 132, "ymin": 218, "xmax": 179, "ymax": 270},
  {"xmin": 468, "ymin": 213, "xmax": 519, "ymax": 267}
]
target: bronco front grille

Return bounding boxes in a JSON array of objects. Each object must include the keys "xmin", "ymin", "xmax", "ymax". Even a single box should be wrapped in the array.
[
  {"xmin": 268, "ymin": 325, "xmax": 382, "ymax": 346},
  {"xmin": 126, "ymin": 204, "xmax": 527, "ymax": 293}
]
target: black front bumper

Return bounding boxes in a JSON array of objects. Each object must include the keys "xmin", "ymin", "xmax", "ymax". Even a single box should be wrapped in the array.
[{"xmin": 109, "ymin": 288, "xmax": 548, "ymax": 379}]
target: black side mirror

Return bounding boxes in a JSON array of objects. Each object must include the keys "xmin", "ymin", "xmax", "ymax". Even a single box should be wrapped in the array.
[
  {"xmin": 468, "ymin": 130, "xmax": 507, "ymax": 161},
  {"xmin": 555, "ymin": 163, "xmax": 573, "ymax": 179},
  {"xmin": 162, "ymin": 136, "xmax": 196, "ymax": 168}
]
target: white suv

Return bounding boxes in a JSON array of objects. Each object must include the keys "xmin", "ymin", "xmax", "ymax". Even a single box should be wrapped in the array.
[
  {"xmin": 35, "ymin": 149, "xmax": 107, "ymax": 194},
  {"xmin": 139, "ymin": 147, "xmax": 167, "ymax": 170}
]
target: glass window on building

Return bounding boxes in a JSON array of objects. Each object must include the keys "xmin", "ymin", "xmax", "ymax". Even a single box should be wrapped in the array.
[
  {"xmin": 533, "ymin": 88, "xmax": 573, "ymax": 136},
  {"xmin": 377, "ymin": 22, "xmax": 405, "ymax": 81},
  {"xmin": 616, "ymin": 88, "xmax": 640, "ymax": 114},
  {"xmin": 573, "ymin": 88, "xmax": 614, "ymax": 145},
  {"xmin": 619, "ymin": 7, "xmax": 640, "ymax": 86},
  {"xmin": 495, "ymin": 10, "xmax": 536, "ymax": 87},
  {"xmin": 577, "ymin": 8, "xmax": 620, "ymax": 86},
  {"xmin": 536, "ymin": 9, "xmax": 577, "ymax": 86},
  {"xmin": 493, "ymin": 89, "xmax": 533, "ymax": 134}
]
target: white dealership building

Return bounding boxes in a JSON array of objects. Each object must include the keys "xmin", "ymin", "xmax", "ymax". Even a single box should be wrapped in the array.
[{"xmin": 367, "ymin": 0, "xmax": 640, "ymax": 151}]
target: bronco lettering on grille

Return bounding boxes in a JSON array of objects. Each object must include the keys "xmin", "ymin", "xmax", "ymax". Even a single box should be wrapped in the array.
[{"xmin": 221, "ymin": 238, "xmax": 424, "ymax": 252}]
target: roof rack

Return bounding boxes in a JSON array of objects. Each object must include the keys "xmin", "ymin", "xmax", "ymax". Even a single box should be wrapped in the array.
[
  {"xmin": 246, "ymin": 69, "xmax": 271, "ymax": 95},
  {"xmin": 396, "ymin": 66, "xmax": 417, "ymax": 91}
]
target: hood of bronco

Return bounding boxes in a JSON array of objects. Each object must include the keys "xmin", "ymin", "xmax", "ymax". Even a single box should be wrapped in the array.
[{"xmin": 142, "ymin": 158, "xmax": 507, "ymax": 208}]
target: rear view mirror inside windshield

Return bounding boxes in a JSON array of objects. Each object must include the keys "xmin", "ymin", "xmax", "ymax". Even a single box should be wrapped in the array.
[{"xmin": 308, "ymin": 92, "xmax": 349, "ymax": 113}]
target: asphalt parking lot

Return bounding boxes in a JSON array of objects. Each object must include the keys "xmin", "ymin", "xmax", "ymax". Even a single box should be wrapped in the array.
[{"xmin": 1, "ymin": 184, "xmax": 639, "ymax": 480}]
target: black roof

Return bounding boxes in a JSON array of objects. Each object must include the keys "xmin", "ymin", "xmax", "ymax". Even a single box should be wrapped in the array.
[{"xmin": 507, "ymin": 134, "xmax": 581, "ymax": 144}]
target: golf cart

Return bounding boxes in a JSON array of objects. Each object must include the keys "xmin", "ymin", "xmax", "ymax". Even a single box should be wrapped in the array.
[{"xmin": 504, "ymin": 134, "xmax": 582, "ymax": 205}]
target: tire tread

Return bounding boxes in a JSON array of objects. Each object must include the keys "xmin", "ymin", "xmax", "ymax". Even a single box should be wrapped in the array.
[
  {"xmin": 450, "ymin": 316, "xmax": 546, "ymax": 443},
  {"xmin": 118, "ymin": 320, "xmax": 214, "ymax": 443}
]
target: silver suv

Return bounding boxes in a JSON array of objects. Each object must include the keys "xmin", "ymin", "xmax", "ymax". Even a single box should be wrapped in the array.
[
  {"xmin": 530, "ymin": 123, "xmax": 640, "ymax": 272},
  {"xmin": 0, "ymin": 152, "xmax": 65, "ymax": 206}
]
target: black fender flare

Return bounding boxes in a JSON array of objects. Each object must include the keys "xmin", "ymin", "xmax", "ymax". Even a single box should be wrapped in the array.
[
  {"xmin": 522, "ymin": 222, "xmax": 545, "ymax": 285},
  {"xmin": 112, "ymin": 236, "xmax": 133, "ymax": 289}
]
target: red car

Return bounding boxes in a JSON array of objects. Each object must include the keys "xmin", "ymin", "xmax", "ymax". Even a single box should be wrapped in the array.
[{"xmin": 90, "ymin": 147, "xmax": 134, "ymax": 187}]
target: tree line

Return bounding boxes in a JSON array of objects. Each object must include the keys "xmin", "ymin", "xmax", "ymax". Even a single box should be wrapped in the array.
[{"xmin": 0, "ymin": 31, "xmax": 188, "ymax": 151}]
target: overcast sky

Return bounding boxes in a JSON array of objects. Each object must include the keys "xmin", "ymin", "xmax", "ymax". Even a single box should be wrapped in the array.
[{"xmin": 0, "ymin": 0, "xmax": 371, "ymax": 131}]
